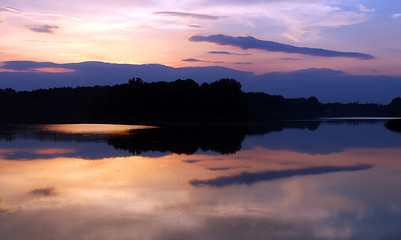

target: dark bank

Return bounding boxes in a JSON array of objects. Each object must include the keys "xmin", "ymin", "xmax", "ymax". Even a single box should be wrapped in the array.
[{"xmin": 1, "ymin": 78, "xmax": 401, "ymax": 124}]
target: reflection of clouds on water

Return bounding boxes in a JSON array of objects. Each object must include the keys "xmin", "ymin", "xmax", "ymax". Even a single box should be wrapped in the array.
[
  {"xmin": 0, "ymin": 170, "xmax": 400, "ymax": 239},
  {"xmin": 0, "ymin": 139, "xmax": 131, "ymax": 160},
  {"xmin": 207, "ymin": 167, "xmax": 240, "ymax": 171},
  {"xmin": 0, "ymin": 198, "xmax": 5, "ymax": 214},
  {"xmin": 182, "ymin": 160, "xmax": 200, "ymax": 164},
  {"xmin": 278, "ymin": 179, "xmax": 363, "ymax": 239},
  {"xmin": 190, "ymin": 164, "xmax": 372, "ymax": 187},
  {"xmin": 1, "ymin": 147, "xmax": 76, "ymax": 160},
  {"xmin": 0, "ymin": 174, "xmax": 389, "ymax": 240},
  {"xmin": 0, "ymin": 122, "xmax": 401, "ymax": 239},
  {"xmin": 280, "ymin": 162, "xmax": 300, "ymax": 165},
  {"xmin": 29, "ymin": 187, "xmax": 58, "ymax": 197}
]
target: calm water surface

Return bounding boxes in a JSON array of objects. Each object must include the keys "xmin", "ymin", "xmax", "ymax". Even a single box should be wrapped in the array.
[{"xmin": 0, "ymin": 121, "xmax": 400, "ymax": 240}]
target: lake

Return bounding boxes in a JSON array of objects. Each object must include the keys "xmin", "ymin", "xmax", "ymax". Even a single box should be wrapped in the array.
[{"xmin": 0, "ymin": 120, "xmax": 400, "ymax": 240}]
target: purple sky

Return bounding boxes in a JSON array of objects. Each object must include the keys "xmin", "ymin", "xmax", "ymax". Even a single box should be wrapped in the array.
[{"xmin": 1, "ymin": 0, "xmax": 401, "ymax": 102}]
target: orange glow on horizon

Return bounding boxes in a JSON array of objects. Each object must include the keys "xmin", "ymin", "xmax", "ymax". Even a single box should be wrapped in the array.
[
  {"xmin": 32, "ymin": 67, "xmax": 76, "ymax": 73},
  {"xmin": 0, "ymin": 67, "xmax": 75, "ymax": 73}
]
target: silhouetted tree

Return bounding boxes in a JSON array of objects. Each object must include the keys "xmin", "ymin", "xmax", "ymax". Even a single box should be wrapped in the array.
[
  {"xmin": 1, "ymin": 78, "xmax": 400, "ymax": 123},
  {"xmin": 388, "ymin": 97, "xmax": 401, "ymax": 116}
]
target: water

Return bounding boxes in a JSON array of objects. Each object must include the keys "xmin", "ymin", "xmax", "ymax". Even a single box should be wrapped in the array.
[{"xmin": 0, "ymin": 121, "xmax": 400, "ymax": 240}]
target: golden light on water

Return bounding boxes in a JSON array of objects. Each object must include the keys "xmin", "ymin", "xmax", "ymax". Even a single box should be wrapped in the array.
[{"xmin": 39, "ymin": 124, "xmax": 156, "ymax": 135}]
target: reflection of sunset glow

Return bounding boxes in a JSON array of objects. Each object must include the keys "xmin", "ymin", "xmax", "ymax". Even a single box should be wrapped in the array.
[
  {"xmin": 40, "ymin": 124, "xmax": 156, "ymax": 135},
  {"xmin": 1, "ymin": 125, "xmax": 401, "ymax": 239},
  {"xmin": 1, "ymin": 147, "xmax": 400, "ymax": 209},
  {"xmin": 0, "ymin": 148, "xmax": 76, "ymax": 160},
  {"xmin": 33, "ymin": 148, "xmax": 75, "ymax": 155}
]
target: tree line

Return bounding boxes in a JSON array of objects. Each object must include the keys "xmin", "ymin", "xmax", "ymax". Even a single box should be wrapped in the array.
[
  {"xmin": 1, "ymin": 78, "xmax": 401, "ymax": 124},
  {"xmin": 0, "ymin": 78, "xmax": 246, "ymax": 123}
]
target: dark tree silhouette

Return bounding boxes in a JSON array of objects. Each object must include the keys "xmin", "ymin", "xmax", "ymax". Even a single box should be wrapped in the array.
[
  {"xmin": 388, "ymin": 98, "xmax": 401, "ymax": 116},
  {"xmin": 108, "ymin": 125, "xmax": 248, "ymax": 155},
  {"xmin": 1, "ymin": 78, "xmax": 401, "ymax": 124}
]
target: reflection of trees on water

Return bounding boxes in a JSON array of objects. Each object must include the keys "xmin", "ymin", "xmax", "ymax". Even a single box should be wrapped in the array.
[
  {"xmin": 108, "ymin": 121, "xmax": 322, "ymax": 155},
  {"xmin": 108, "ymin": 126, "xmax": 248, "ymax": 155},
  {"xmin": 386, "ymin": 119, "xmax": 401, "ymax": 133},
  {"xmin": 246, "ymin": 120, "xmax": 320, "ymax": 136},
  {"xmin": 0, "ymin": 122, "xmax": 322, "ymax": 156}
]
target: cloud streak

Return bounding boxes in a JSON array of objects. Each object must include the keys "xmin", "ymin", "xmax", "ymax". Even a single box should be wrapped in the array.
[
  {"xmin": 391, "ymin": 13, "xmax": 401, "ymax": 19},
  {"xmin": 154, "ymin": 11, "xmax": 221, "ymax": 20},
  {"xmin": 187, "ymin": 24, "xmax": 203, "ymax": 28},
  {"xmin": 208, "ymin": 167, "xmax": 240, "ymax": 171},
  {"xmin": 27, "ymin": 24, "xmax": 59, "ymax": 34},
  {"xmin": 181, "ymin": 58, "xmax": 201, "ymax": 62},
  {"xmin": 182, "ymin": 160, "xmax": 200, "ymax": 164},
  {"xmin": 190, "ymin": 34, "xmax": 374, "ymax": 59},
  {"xmin": 281, "ymin": 57, "xmax": 301, "ymax": 61},
  {"xmin": 207, "ymin": 51, "xmax": 251, "ymax": 56},
  {"xmin": 0, "ymin": 7, "xmax": 20, "ymax": 13},
  {"xmin": 358, "ymin": 4, "xmax": 375, "ymax": 13},
  {"xmin": 29, "ymin": 187, "xmax": 58, "ymax": 196},
  {"xmin": 181, "ymin": 58, "xmax": 223, "ymax": 64},
  {"xmin": 190, "ymin": 164, "xmax": 372, "ymax": 187}
]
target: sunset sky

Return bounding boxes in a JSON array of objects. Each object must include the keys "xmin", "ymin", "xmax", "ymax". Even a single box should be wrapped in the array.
[{"xmin": 1, "ymin": 0, "xmax": 401, "ymax": 76}]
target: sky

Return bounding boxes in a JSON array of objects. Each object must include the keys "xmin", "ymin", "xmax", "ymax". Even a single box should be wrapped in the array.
[
  {"xmin": 1, "ymin": 0, "xmax": 401, "ymax": 102},
  {"xmin": 0, "ymin": 0, "xmax": 400, "ymax": 74}
]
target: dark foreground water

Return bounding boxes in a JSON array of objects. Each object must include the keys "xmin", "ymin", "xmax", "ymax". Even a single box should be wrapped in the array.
[{"xmin": 0, "ymin": 120, "xmax": 400, "ymax": 240}]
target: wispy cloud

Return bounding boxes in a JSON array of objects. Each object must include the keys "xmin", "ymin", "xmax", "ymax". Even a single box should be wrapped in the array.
[
  {"xmin": 154, "ymin": 11, "xmax": 221, "ymax": 20},
  {"xmin": 207, "ymin": 51, "xmax": 251, "ymax": 56},
  {"xmin": 281, "ymin": 57, "xmax": 301, "ymax": 61},
  {"xmin": 25, "ymin": 40, "xmax": 69, "ymax": 44},
  {"xmin": 0, "ymin": 6, "xmax": 82, "ymax": 22},
  {"xmin": 186, "ymin": 1, "xmax": 371, "ymax": 42},
  {"xmin": 181, "ymin": 58, "xmax": 223, "ymax": 64},
  {"xmin": 0, "ymin": 7, "xmax": 21, "ymax": 13},
  {"xmin": 26, "ymin": 24, "xmax": 59, "ymax": 33},
  {"xmin": 190, "ymin": 34, "xmax": 374, "ymax": 59},
  {"xmin": 0, "ymin": 61, "xmax": 75, "ymax": 73},
  {"xmin": 358, "ymin": 4, "xmax": 375, "ymax": 13},
  {"xmin": 187, "ymin": 24, "xmax": 204, "ymax": 28},
  {"xmin": 182, "ymin": 58, "xmax": 202, "ymax": 62},
  {"xmin": 391, "ymin": 13, "xmax": 401, "ymax": 19}
]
